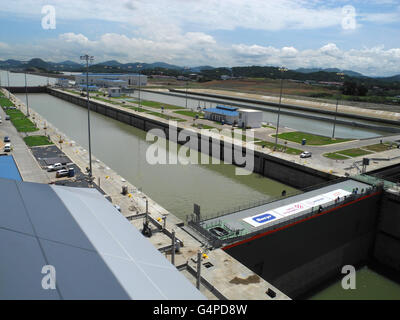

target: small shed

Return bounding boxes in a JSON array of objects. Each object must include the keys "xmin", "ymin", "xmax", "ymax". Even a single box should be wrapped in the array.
[{"xmin": 107, "ymin": 87, "xmax": 122, "ymax": 97}]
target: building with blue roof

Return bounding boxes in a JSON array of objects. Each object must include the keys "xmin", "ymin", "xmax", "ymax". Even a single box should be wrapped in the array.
[
  {"xmin": 203, "ymin": 105, "xmax": 263, "ymax": 128},
  {"xmin": 203, "ymin": 105, "xmax": 240, "ymax": 125},
  {"xmin": 75, "ymin": 73, "xmax": 147, "ymax": 88}
]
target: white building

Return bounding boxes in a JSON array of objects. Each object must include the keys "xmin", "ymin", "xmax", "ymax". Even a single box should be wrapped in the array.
[
  {"xmin": 203, "ymin": 105, "xmax": 239, "ymax": 125},
  {"xmin": 56, "ymin": 78, "xmax": 70, "ymax": 87},
  {"xmin": 75, "ymin": 73, "xmax": 147, "ymax": 88},
  {"xmin": 108, "ymin": 87, "xmax": 122, "ymax": 97},
  {"xmin": 238, "ymin": 109, "xmax": 263, "ymax": 128}
]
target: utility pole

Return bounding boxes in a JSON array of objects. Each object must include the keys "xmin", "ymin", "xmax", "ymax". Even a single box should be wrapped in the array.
[
  {"xmin": 332, "ymin": 72, "xmax": 345, "ymax": 139},
  {"xmin": 184, "ymin": 66, "xmax": 190, "ymax": 109},
  {"xmin": 80, "ymin": 54, "xmax": 94, "ymax": 179},
  {"xmin": 24, "ymin": 72, "xmax": 30, "ymax": 117},
  {"xmin": 274, "ymin": 67, "xmax": 288, "ymax": 151},
  {"xmin": 137, "ymin": 64, "xmax": 142, "ymax": 109},
  {"xmin": 7, "ymin": 70, "xmax": 10, "ymax": 98}
]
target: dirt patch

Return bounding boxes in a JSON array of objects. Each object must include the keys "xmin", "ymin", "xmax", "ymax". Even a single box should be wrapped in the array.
[{"xmin": 229, "ymin": 274, "xmax": 260, "ymax": 285}]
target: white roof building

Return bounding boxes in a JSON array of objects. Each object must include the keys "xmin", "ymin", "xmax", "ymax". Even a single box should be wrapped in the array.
[{"xmin": 0, "ymin": 178, "xmax": 205, "ymax": 300}]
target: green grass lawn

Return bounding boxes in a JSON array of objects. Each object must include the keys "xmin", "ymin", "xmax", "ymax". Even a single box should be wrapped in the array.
[
  {"xmin": 323, "ymin": 152, "xmax": 350, "ymax": 160},
  {"xmin": 0, "ymin": 97, "xmax": 15, "ymax": 107},
  {"xmin": 126, "ymin": 106, "xmax": 147, "ymax": 112},
  {"xmin": 174, "ymin": 110, "xmax": 204, "ymax": 118},
  {"xmin": 255, "ymin": 140, "xmax": 303, "ymax": 155},
  {"xmin": 364, "ymin": 143, "xmax": 393, "ymax": 153},
  {"xmin": 4, "ymin": 109, "xmax": 39, "ymax": 132},
  {"xmin": 23, "ymin": 135, "xmax": 53, "ymax": 147},
  {"xmin": 336, "ymin": 148, "xmax": 373, "ymax": 158},
  {"xmin": 274, "ymin": 131, "xmax": 352, "ymax": 146}
]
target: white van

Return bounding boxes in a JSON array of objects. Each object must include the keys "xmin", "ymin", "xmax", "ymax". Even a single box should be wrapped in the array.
[{"xmin": 4, "ymin": 143, "xmax": 11, "ymax": 152}]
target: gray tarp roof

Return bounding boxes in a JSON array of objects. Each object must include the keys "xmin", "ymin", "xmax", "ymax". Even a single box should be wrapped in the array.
[{"xmin": 0, "ymin": 178, "xmax": 205, "ymax": 300}]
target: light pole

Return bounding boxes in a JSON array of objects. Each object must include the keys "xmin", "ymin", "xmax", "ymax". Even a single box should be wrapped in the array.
[
  {"xmin": 24, "ymin": 72, "xmax": 30, "ymax": 117},
  {"xmin": 274, "ymin": 67, "xmax": 288, "ymax": 151},
  {"xmin": 137, "ymin": 64, "xmax": 142, "ymax": 109},
  {"xmin": 7, "ymin": 70, "xmax": 10, "ymax": 98},
  {"xmin": 332, "ymin": 72, "xmax": 345, "ymax": 139},
  {"xmin": 184, "ymin": 66, "xmax": 190, "ymax": 109},
  {"xmin": 80, "ymin": 54, "xmax": 94, "ymax": 179}
]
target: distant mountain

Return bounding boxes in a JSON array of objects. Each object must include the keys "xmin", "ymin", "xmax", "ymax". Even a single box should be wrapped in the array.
[
  {"xmin": 296, "ymin": 67, "xmax": 366, "ymax": 78},
  {"xmin": 190, "ymin": 65, "xmax": 215, "ymax": 72},
  {"xmin": 378, "ymin": 74, "xmax": 400, "ymax": 82}
]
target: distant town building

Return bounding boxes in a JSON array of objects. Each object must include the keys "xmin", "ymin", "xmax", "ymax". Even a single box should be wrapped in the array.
[
  {"xmin": 75, "ymin": 73, "xmax": 147, "ymax": 88},
  {"xmin": 203, "ymin": 105, "xmax": 262, "ymax": 128},
  {"xmin": 78, "ymin": 85, "xmax": 98, "ymax": 92},
  {"xmin": 204, "ymin": 105, "xmax": 239, "ymax": 125},
  {"xmin": 237, "ymin": 109, "xmax": 262, "ymax": 128},
  {"xmin": 56, "ymin": 78, "xmax": 70, "ymax": 87},
  {"xmin": 107, "ymin": 87, "xmax": 122, "ymax": 97},
  {"xmin": 220, "ymin": 75, "xmax": 231, "ymax": 80}
]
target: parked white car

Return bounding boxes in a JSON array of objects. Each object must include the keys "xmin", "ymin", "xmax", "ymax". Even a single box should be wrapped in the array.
[
  {"xmin": 47, "ymin": 163, "xmax": 64, "ymax": 172},
  {"xmin": 300, "ymin": 151, "xmax": 312, "ymax": 158}
]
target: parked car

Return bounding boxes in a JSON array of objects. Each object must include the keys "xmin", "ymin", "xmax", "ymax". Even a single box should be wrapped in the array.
[
  {"xmin": 5, "ymin": 115, "xmax": 10, "ymax": 120},
  {"xmin": 300, "ymin": 151, "xmax": 312, "ymax": 158},
  {"xmin": 47, "ymin": 163, "xmax": 63, "ymax": 172},
  {"xmin": 56, "ymin": 168, "xmax": 69, "ymax": 178},
  {"xmin": 3, "ymin": 136, "xmax": 10, "ymax": 143},
  {"xmin": 3, "ymin": 143, "xmax": 11, "ymax": 153}
]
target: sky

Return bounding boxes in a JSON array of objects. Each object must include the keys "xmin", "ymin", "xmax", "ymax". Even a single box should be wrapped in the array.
[{"xmin": 0, "ymin": 0, "xmax": 399, "ymax": 76}]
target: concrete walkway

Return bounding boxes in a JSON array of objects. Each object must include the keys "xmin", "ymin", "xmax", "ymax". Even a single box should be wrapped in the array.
[{"xmin": 0, "ymin": 100, "xmax": 49, "ymax": 183}]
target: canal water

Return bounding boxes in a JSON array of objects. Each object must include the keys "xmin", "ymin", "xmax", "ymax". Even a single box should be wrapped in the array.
[
  {"xmin": 128, "ymin": 90, "xmax": 391, "ymax": 139},
  {"xmin": 0, "ymin": 70, "xmax": 56, "ymax": 87},
  {"xmin": 2, "ymin": 68, "xmax": 390, "ymax": 139},
  {"xmin": 309, "ymin": 267, "xmax": 400, "ymax": 300},
  {"xmin": 16, "ymin": 93, "xmax": 297, "ymax": 220}
]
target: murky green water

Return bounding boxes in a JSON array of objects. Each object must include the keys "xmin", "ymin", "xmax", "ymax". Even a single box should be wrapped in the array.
[
  {"xmin": 16, "ymin": 93, "xmax": 296, "ymax": 220},
  {"xmin": 310, "ymin": 267, "xmax": 400, "ymax": 300}
]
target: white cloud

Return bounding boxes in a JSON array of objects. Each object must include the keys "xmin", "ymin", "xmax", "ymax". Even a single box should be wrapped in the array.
[{"xmin": 1, "ymin": 0, "xmax": 398, "ymax": 32}]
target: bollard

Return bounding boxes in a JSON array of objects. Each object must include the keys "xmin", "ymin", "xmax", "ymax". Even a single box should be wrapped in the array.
[
  {"xmin": 171, "ymin": 229, "xmax": 175, "ymax": 266},
  {"xmin": 196, "ymin": 250, "xmax": 202, "ymax": 290},
  {"xmin": 163, "ymin": 216, "xmax": 167, "ymax": 230},
  {"xmin": 146, "ymin": 198, "xmax": 149, "ymax": 214}
]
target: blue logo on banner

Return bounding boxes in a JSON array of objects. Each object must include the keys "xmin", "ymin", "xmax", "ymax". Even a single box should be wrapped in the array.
[{"xmin": 252, "ymin": 213, "xmax": 276, "ymax": 224}]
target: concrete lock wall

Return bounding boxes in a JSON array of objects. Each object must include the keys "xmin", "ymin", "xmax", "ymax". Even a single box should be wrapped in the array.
[
  {"xmin": 223, "ymin": 192, "xmax": 382, "ymax": 298},
  {"xmin": 47, "ymin": 88, "xmax": 336, "ymax": 189},
  {"xmin": 373, "ymin": 193, "xmax": 400, "ymax": 272}
]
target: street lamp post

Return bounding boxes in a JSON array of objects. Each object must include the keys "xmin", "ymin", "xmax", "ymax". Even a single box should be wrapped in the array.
[
  {"xmin": 184, "ymin": 66, "xmax": 190, "ymax": 109},
  {"xmin": 7, "ymin": 70, "xmax": 10, "ymax": 98},
  {"xmin": 137, "ymin": 64, "xmax": 142, "ymax": 109},
  {"xmin": 332, "ymin": 72, "xmax": 345, "ymax": 139},
  {"xmin": 24, "ymin": 72, "xmax": 30, "ymax": 117},
  {"xmin": 274, "ymin": 67, "xmax": 288, "ymax": 151},
  {"xmin": 80, "ymin": 54, "xmax": 94, "ymax": 179}
]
